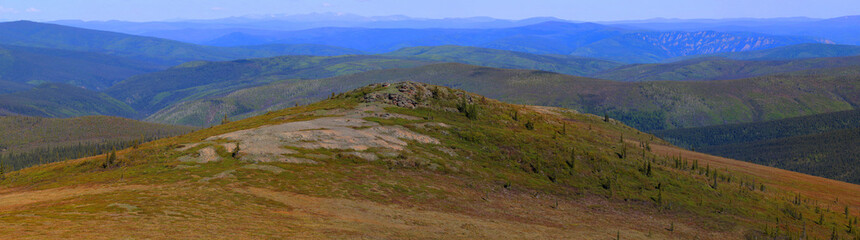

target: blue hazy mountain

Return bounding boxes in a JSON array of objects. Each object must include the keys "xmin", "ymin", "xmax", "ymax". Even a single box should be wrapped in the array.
[
  {"xmin": 202, "ymin": 22, "xmax": 824, "ymax": 63},
  {"xmin": 0, "ymin": 21, "xmax": 365, "ymax": 65}
]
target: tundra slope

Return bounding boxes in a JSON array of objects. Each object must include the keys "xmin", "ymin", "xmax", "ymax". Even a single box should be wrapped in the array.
[{"xmin": 1, "ymin": 82, "xmax": 858, "ymax": 239}]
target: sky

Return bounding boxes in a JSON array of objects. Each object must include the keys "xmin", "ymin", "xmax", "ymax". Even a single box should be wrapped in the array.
[{"xmin": 0, "ymin": 0, "xmax": 857, "ymax": 22}]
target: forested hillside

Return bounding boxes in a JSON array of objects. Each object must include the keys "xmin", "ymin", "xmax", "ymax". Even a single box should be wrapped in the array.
[
  {"xmin": 106, "ymin": 55, "xmax": 432, "ymax": 115},
  {"xmin": 667, "ymin": 43, "xmax": 860, "ymax": 62},
  {"xmin": 147, "ymin": 63, "xmax": 860, "ymax": 129},
  {"xmin": 0, "ymin": 115, "xmax": 196, "ymax": 171},
  {"xmin": 571, "ymin": 31, "xmax": 825, "ymax": 62},
  {"xmin": 653, "ymin": 109, "xmax": 860, "ymax": 183},
  {"xmin": 0, "ymin": 83, "xmax": 138, "ymax": 118},
  {"xmin": 383, "ymin": 45, "xmax": 623, "ymax": 76},
  {"xmin": 592, "ymin": 55, "xmax": 860, "ymax": 81},
  {"xmin": 703, "ymin": 127, "xmax": 860, "ymax": 183},
  {"xmin": 0, "ymin": 44, "xmax": 165, "ymax": 90},
  {"xmin": 0, "ymin": 80, "xmax": 32, "ymax": 94},
  {"xmin": 654, "ymin": 109, "xmax": 860, "ymax": 148}
]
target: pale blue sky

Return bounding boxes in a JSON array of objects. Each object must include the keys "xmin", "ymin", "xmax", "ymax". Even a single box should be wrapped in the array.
[{"xmin": 0, "ymin": 0, "xmax": 857, "ymax": 21}]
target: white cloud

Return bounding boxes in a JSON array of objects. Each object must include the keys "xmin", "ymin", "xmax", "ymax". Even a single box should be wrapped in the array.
[
  {"xmin": 26, "ymin": 8, "xmax": 40, "ymax": 13},
  {"xmin": 0, "ymin": 6, "xmax": 18, "ymax": 13},
  {"xmin": 322, "ymin": 3, "xmax": 333, "ymax": 7},
  {"xmin": 211, "ymin": 7, "xmax": 224, "ymax": 11}
]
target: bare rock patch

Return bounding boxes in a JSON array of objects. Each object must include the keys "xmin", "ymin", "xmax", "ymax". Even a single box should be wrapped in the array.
[
  {"xmin": 108, "ymin": 203, "xmax": 138, "ymax": 212},
  {"xmin": 207, "ymin": 117, "xmax": 440, "ymax": 162},
  {"xmin": 178, "ymin": 147, "xmax": 221, "ymax": 163},
  {"xmin": 199, "ymin": 170, "xmax": 236, "ymax": 183},
  {"xmin": 343, "ymin": 152, "xmax": 379, "ymax": 161},
  {"xmin": 242, "ymin": 164, "xmax": 286, "ymax": 174}
]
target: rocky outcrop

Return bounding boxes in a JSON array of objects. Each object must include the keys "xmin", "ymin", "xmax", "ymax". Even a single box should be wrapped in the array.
[{"xmin": 361, "ymin": 82, "xmax": 472, "ymax": 108}]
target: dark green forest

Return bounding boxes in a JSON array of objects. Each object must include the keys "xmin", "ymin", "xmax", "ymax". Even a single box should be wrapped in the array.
[
  {"xmin": 653, "ymin": 109, "xmax": 860, "ymax": 183},
  {"xmin": 702, "ymin": 128, "xmax": 860, "ymax": 184},
  {"xmin": 653, "ymin": 109, "xmax": 860, "ymax": 148},
  {"xmin": 0, "ymin": 115, "xmax": 196, "ymax": 171},
  {"xmin": 0, "ymin": 137, "xmax": 157, "ymax": 172}
]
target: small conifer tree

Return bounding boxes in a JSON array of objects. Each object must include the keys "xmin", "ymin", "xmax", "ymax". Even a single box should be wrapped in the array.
[{"xmin": 232, "ymin": 143, "xmax": 241, "ymax": 158}]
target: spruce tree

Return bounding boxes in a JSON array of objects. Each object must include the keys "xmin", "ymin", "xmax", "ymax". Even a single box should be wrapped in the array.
[
  {"xmin": 221, "ymin": 114, "xmax": 231, "ymax": 125},
  {"xmin": 646, "ymin": 162, "xmax": 652, "ymax": 177},
  {"xmin": 232, "ymin": 143, "xmax": 241, "ymax": 158}
]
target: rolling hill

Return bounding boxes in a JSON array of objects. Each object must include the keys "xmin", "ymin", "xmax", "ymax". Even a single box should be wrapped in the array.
[
  {"xmin": 591, "ymin": 55, "xmax": 860, "ymax": 82},
  {"xmin": 0, "ymin": 80, "xmax": 32, "ymax": 94},
  {"xmin": 0, "ymin": 21, "xmax": 366, "ymax": 65},
  {"xmin": 147, "ymin": 63, "xmax": 860, "ymax": 130},
  {"xmin": 0, "ymin": 44, "xmax": 165, "ymax": 90},
  {"xmin": 0, "ymin": 83, "xmax": 137, "ymax": 118},
  {"xmin": 382, "ymin": 45, "xmax": 623, "ymax": 76},
  {"xmin": 106, "ymin": 55, "xmax": 433, "ymax": 115},
  {"xmin": 0, "ymin": 115, "xmax": 197, "ymax": 170},
  {"xmin": 232, "ymin": 44, "xmax": 365, "ymax": 56},
  {"xmin": 1, "ymin": 82, "xmax": 857, "ymax": 239}
]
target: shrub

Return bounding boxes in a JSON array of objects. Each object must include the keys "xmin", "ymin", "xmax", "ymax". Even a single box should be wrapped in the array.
[{"xmin": 456, "ymin": 99, "xmax": 479, "ymax": 120}]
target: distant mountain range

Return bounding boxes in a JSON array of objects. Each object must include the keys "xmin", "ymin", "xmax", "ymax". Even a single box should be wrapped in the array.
[
  {"xmin": 52, "ymin": 13, "xmax": 573, "ymax": 34},
  {"xmin": 0, "ymin": 21, "xmax": 365, "ymax": 65},
  {"xmin": 49, "ymin": 17, "xmax": 836, "ymax": 63},
  {"xmin": 198, "ymin": 21, "xmax": 825, "ymax": 63},
  {"xmin": 51, "ymin": 13, "xmax": 860, "ymax": 45}
]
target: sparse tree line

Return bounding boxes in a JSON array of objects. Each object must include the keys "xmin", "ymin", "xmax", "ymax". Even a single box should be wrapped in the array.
[{"xmin": 0, "ymin": 136, "xmax": 163, "ymax": 173}]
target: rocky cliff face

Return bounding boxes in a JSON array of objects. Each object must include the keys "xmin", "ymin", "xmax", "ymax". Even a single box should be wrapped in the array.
[
  {"xmin": 633, "ymin": 31, "xmax": 827, "ymax": 57},
  {"xmin": 573, "ymin": 30, "xmax": 828, "ymax": 62}
]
